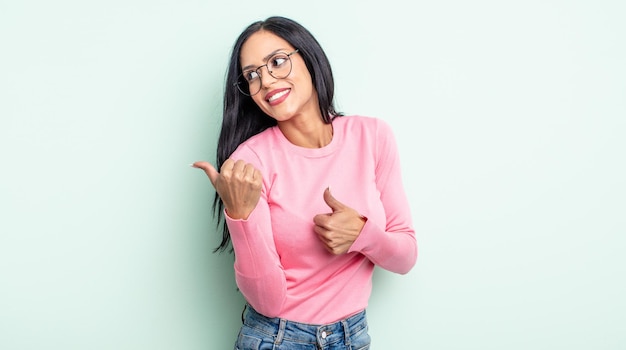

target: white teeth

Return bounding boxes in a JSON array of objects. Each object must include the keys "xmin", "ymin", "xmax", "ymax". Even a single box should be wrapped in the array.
[{"xmin": 268, "ymin": 90, "xmax": 289, "ymax": 102}]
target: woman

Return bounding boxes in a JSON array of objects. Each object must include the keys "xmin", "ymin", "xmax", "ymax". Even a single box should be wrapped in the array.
[{"xmin": 193, "ymin": 16, "xmax": 417, "ymax": 350}]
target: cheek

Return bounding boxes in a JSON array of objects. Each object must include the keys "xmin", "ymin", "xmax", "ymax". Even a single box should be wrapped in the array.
[
  {"xmin": 251, "ymin": 95, "xmax": 264, "ymax": 105},
  {"xmin": 294, "ymin": 69, "xmax": 314, "ymax": 96},
  {"xmin": 252, "ymin": 95, "xmax": 274, "ymax": 115},
  {"xmin": 251, "ymin": 94, "xmax": 268, "ymax": 109},
  {"xmin": 295, "ymin": 76, "xmax": 315, "ymax": 101}
]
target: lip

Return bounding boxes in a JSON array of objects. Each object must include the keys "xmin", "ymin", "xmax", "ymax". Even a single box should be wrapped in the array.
[{"xmin": 265, "ymin": 88, "xmax": 290, "ymax": 106}]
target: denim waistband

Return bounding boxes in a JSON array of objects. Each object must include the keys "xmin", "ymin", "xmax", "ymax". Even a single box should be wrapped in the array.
[{"xmin": 241, "ymin": 304, "xmax": 368, "ymax": 347}]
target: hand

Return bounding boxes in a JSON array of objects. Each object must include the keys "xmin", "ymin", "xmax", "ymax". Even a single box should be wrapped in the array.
[
  {"xmin": 313, "ymin": 188, "xmax": 366, "ymax": 255},
  {"xmin": 192, "ymin": 159, "xmax": 262, "ymax": 220}
]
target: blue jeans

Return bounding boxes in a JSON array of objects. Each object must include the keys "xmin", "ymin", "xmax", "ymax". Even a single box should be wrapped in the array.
[{"xmin": 235, "ymin": 304, "xmax": 371, "ymax": 350}]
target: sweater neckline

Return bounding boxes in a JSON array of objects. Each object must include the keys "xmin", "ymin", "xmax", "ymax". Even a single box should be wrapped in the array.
[{"xmin": 271, "ymin": 118, "xmax": 342, "ymax": 158}]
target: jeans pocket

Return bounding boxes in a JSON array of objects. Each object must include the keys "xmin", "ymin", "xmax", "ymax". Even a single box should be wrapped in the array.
[
  {"xmin": 350, "ymin": 325, "xmax": 371, "ymax": 350},
  {"xmin": 235, "ymin": 332, "xmax": 262, "ymax": 350},
  {"xmin": 235, "ymin": 328, "xmax": 277, "ymax": 350}
]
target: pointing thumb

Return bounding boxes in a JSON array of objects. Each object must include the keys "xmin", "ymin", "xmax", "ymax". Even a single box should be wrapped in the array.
[
  {"xmin": 191, "ymin": 161, "xmax": 219, "ymax": 188},
  {"xmin": 323, "ymin": 187, "xmax": 346, "ymax": 212}
]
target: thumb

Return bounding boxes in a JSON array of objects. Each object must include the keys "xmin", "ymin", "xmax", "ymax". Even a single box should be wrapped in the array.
[
  {"xmin": 191, "ymin": 161, "xmax": 219, "ymax": 188},
  {"xmin": 323, "ymin": 187, "xmax": 347, "ymax": 212}
]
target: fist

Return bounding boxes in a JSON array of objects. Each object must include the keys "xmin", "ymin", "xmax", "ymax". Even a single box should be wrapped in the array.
[
  {"xmin": 313, "ymin": 188, "xmax": 366, "ymax": 255},
  {"xmin": 192, "ymin": 159, "xmax": 262, "ymax": 220}
]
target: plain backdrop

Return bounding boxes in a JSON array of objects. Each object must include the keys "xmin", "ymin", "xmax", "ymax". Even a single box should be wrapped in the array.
[{"xmin": 1, "ymin": 1, "xmax": 625, "ymax": 349}]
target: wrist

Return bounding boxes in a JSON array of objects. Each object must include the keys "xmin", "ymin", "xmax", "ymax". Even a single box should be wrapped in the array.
[{"xmin": 225, "ymin": 207, "xmax": 252, "ymax": 220}]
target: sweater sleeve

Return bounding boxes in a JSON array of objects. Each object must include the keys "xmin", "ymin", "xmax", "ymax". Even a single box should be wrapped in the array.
[
  {"xmin": 225, "ymin": 147, "xmax": 286, "ymax": 317},
  {"xmin": 348, "ymin": 119, "xmax": 418, "ymax": 274}
]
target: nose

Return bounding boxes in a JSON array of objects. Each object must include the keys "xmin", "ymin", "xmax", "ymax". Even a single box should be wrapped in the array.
[{"xmin": 259, "ymin": 65, "xmax": 278, "ymax": 89}]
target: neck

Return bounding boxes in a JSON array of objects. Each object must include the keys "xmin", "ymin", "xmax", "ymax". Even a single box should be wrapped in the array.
[{"xmin": 278, "ymin": 116, "xmax": 333, "ymax": 148}]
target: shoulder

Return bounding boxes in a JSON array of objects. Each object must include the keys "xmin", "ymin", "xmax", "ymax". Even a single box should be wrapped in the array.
[
  {"xmin": 334, "ymin": 115, "xmax": 394, "ymax": 137},
  {"xmin": 230, "ymin": 127, "xmax": 278, "ymax": 162}
]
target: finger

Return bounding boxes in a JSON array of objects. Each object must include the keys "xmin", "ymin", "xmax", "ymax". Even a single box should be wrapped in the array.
[
  {"xmin": 231, "ymin": 159, "xmax": 247, "ymax": 176},
  {"xmin": 313, "ymin": 224, "xmax": 330, "ymax": 239},
  {"xmin": 313, "ymin": 213, "xmax": 331, "ymax": 227},
  {"xmin": 220, "ymin": 159, "xmax": 236, "ymax": 177},
  {"xmin": 323, "ymin": 187, "xmax": 346, "ymax": 212},
  {"xmin": 191, "ymin": 161, "xmax": 219, "ymax": 187},
  {"xmin": 243, "ymin": 163, "xmax": 257, "ymax": 182},
  {"xmin": 317, "ymin": 236, "xmax": 343, "ymax": 255},
  {"xmin": 253, "ymin": 168, "xmax": 262, "ymax": 182},
  {"xmin": 315, "ymin": 227, "xmax": 333, "ymax": 247}
]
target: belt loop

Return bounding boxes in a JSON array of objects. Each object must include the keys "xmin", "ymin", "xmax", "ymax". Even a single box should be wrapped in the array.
[
  {"xmin": 342, "ymin": 319, "xmax": 351, "ymax": 348},
  {"xmin": 274, "ymin": 318, "xmax": 287, "ymax": 346}
]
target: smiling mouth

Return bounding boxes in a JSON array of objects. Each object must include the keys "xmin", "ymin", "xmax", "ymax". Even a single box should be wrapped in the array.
[{"xmin": 267, "ymin": 89, "xmax": 290, "ymax": 102}]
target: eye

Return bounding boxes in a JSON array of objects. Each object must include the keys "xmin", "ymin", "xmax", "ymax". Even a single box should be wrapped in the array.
[
  {"xmin": 270, "ymin": 55, "xmax": 288, "ymax": 68},
  {"xmin": 243, "ymin": 70, "xmax": 259, "ymax": 82}
]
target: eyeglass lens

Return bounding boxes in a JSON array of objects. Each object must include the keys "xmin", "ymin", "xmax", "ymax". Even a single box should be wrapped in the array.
[{"xmin": 236, "ymin": 51, "xmax": 296, "ymax": 96}]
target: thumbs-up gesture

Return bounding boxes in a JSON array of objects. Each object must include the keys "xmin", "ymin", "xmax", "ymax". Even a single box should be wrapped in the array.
[
  {"xmin": 192, "ymin": 159, "xmax": 262, "ymax": 220},
  {"xmin": 313, "ymin": 188, "xmax": 367, "ymax": 255}
]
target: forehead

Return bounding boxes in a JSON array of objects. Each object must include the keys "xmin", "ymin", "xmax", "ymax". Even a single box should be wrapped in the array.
[{"xmin": 240, "ymin": 30, "xmax": 294, "ymax": 66}]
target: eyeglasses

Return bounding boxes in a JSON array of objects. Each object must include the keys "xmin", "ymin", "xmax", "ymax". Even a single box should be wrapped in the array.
[{"xmin": 234, "ymin": 49, "xmax": 299, "ymax": 96}]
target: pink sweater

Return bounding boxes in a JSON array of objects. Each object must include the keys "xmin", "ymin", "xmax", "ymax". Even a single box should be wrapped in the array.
[{"xmin": 225, "ymin": 115, "xmax": 417, "ymax": 324}]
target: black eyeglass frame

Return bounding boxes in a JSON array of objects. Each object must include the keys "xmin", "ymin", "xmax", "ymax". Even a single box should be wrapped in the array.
[{"xmin": 234, "ymin": 49, "xmax": 300, "ymax": 96}]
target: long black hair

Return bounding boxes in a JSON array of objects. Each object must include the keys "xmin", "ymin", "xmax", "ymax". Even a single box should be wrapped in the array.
[{"xmin": 213, "ymin": 16, "xmax": 343, "ymax": 252}]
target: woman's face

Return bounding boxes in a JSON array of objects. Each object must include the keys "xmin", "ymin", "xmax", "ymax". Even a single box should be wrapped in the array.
[{"xmin": 239, "ymin": 30, "xmax": 320, "ymax": 123}]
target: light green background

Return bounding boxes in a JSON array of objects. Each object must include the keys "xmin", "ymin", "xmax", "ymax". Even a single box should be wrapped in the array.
[{"xmin": 1, "ymin": 1, "xmax": 625, "ymax": 349}]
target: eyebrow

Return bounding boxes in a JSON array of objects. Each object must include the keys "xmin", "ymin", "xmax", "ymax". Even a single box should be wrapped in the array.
[{"xmin": 241, "ymin": 48, "xmax": 290, "ymax": 71}]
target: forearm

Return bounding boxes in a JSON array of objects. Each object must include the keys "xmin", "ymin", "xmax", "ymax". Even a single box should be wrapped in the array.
[
  {"xmin": 226, "ymin": 204, "xmax": 287, "ymax": 316},
  {"xmin": 348, "ymin": 219, "xmax": 417, "ymax": 274}
]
